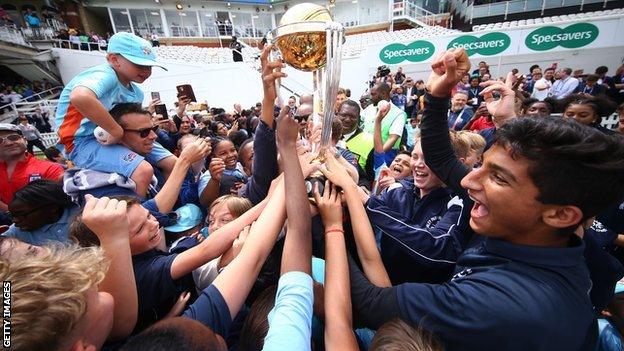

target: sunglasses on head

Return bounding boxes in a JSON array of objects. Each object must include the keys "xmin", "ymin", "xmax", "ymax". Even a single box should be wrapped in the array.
[
  {"xmin": 124, "ymin": 125, "xmax": 158, "ymax": 138},
  {"xmin": 0, "ymin": 134, "xmax": 22, "ymax": 145},
  {"xmin": 294, "ymin": 114, "xmax": 310, "ymax": 122}
]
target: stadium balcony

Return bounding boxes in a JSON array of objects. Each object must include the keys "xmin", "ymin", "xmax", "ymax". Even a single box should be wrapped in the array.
[{"xmin": 472, "ymin": 7, "xmax": 624, "ymax": 31}]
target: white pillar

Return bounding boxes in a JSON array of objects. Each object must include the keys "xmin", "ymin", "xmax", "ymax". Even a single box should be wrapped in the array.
[
  {"xmin": 107, "ymin": 7, "xmax": 117, "ymax": 33},
  {"xmin": 160, "ymin": 9, "xmax": 170, "ymax": 37}
]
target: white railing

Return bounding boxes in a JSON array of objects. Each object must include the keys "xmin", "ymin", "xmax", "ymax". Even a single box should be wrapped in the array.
[
  {"xmin": 0, "ymin": 87, "xmax": 62, "ymax": 125},
  {"xmin": 0, "ymin": 25, "xmax": 32, "ymax": 47},
  {"xmin": 40, "ymin": 132, "xmax": 59, "ymax": 148},
  {"xmin": 393, "ymin": 0, "xmax": 452, "ymax": 27},
  {"xmin": 466, "ymin": 0, "xmax": 615, "ymax": 23},
  {"xmin": 52, "ymin": 39, "xmax": 108, "ymax": 52}
]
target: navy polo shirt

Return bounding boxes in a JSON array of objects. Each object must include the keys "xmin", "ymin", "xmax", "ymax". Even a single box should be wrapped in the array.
[
  {"xmin": 367, "ymin": 181, "xmax": 470, "ymax": 284},
  {"xmin": 183, "ymin": 284, "xmax": 232, "ymax": 337},
  {"xmin": 132, "ymin": 249, "xmax": 195, "ymax": 332},
  {"xmin": 396, "ymin": 237, "xmax": 595, "ymax": 351}
]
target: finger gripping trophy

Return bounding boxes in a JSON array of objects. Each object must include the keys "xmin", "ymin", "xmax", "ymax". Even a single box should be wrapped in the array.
[{"xmin": 267, "ymin": 3, "xmax": 345, "ymax": 159}]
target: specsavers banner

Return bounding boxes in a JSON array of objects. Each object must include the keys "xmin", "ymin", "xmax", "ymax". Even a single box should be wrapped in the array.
[{"xmin": 373, "ymin": 18, "xmax": 623, "ymax": 66}]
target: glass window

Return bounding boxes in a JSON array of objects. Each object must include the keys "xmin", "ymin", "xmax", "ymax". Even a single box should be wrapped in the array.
[
  {"xmin": 252, "ymin": 13, "xmax": 272, "ymax": 37},
  {"xmin": 164, "ymin": 10, "xmax": 199, "ymax": 37},
  {"xmin": 230, "ymin": 12, "xmax": 253, "ymax": 37},
  {"xmin": 129, "ymin": 9, "xmax": 164, "ymax": 37},
  {"xmin": 111, "ymin": 8, "xmax": 132, "ymax": 33},
  {"xmin": 199, "ymin": 10, "xmax": 219, "ymax": 37}
]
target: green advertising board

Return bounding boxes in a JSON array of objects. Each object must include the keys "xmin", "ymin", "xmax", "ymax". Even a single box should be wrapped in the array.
[
  {"xmin": 379, "ymin": 40, "xmax": 435, "ymax": 64},
  {"xmin": 447, "ymin": 32, "xmax": 511, "ymax": 56},
  {"xmin": 525, "ymin": 23, "xmax": 599, "ymax": 51}
]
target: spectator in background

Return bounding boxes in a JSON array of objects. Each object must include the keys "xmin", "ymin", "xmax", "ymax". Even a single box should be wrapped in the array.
[
  {"xmin": 467, "ymin": 76, "xmax": 483, "ymax": 110},
  {"xmin": 31, "ymin": 107, "xmax": 52, "ymax": 133},
  {"xmin": 230, "ymin": 36, "xmax": 243, "ymax": 62},
  {"xmin": 532, "ymin": 67, "xmax": 554, "ymax": 101},
  {"xmin": 5, "ymin": 87, "xmax": 22, "ymax": 103},
  {"xmin": 576, "ymin": 74, "xmax": 606, "ymax": 97},
  {"xmin": 610, "ymin": 64, "xmax": 624, "ymax": 104},
  {"xmin": 0, "ymin": 123, "xmax": 64, "ymax": 216},
  {"xmin": 550, "ymin": 67, "xmax": 579, "ymax": 99},
  {"xmin": 17, "ymin": 116, "xmax": 46, "ymax": 155},
  {"xmin": 43, "ymin": 146, "xmax": 73, "ymax": 169},
  {"xmin": 447, "ymin": 91, "xmax": 473, "ymax": 131},
  {"xmin": 523, "ymin": 67, "xmax": 541, "ymax": 93},
  {"xmin": 472, "ymin": 61, "xmax": 488, "ymax": 76},
  {"xmin": 150, "ymin": 32, "xmax": 160, "ymax": 47},
  {"xmin": 595, "ymin": 65, "xmax": 612, "ymax": 87},
  {"xmin": 391, "ymin": 86, "xmax": 407, "ymax": 111},
  {"xmin": 394, "ymin": 67, "xmax": 406, "ymax": 85}
]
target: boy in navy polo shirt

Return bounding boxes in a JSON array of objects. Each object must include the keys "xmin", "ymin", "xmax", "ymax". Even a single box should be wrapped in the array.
[
  {"xmin": 340, "ymin": 49, "xmax": 624, "ymax": 351},
  {"xmin": 55, "ymin": 32, "xmax": 174, "ymax": 197}
]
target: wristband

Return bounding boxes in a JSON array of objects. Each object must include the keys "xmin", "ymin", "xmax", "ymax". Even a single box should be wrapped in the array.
[{"xmin": 325, "ymin": 227, "xmax": 344, "ymax": 235}]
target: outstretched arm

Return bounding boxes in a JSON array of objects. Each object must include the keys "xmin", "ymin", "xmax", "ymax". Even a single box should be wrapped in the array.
[
  {"xmin": 315, "ymin": 182, "xmax": 359, "ymax": 351},
  {"xmin": 81, "ymin": 195, "xmax": 137, "ymax": 340}
]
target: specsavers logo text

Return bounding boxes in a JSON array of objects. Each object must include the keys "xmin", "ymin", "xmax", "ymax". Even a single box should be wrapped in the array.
[
  {"xmin": 525, "ymin": 23, "xmax": 599, "ymax": 51},
  {"xmin": 379, "ymin": 40, "xmax": 435, "ymax": 64},
  {"xmin": 447, "ymin": 32, "xmax": 511, "ymax": 56}
]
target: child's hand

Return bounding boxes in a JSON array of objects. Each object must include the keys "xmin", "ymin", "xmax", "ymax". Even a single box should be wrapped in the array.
[
  {"xmin": 179, "ymin": 138, "xmax": 211, "ymax": 165},
  {"xmin": 147, "ymin": 99, "xmax": 161, "ymax": 114},
  {"xmin": 208, "ymin": 157, "xmax": 225, "ymax": 182},
  {"xmin": 165, "ymin": 292, "xmax": 191, "ymax": 318},
  {"xmin": 276, "ymin": 105, "xmax": 299, "ymax": 147},
  {"xmin": 82, "ymin": 195, "xmax": 129, "ymax": 240},
  {"xmin": 313, "ymin": 181, "xmax": 343, "ymax": 228},
  {"xmin": 320, "ymin": 150, "xmax": 355, "ymax": 188}
]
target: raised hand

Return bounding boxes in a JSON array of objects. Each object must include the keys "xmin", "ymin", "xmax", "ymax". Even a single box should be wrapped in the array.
[
  {"xmin": 313, "ymin": 181, "xmax": 343, "ymax": 228},
  {"xmin": 320, "ymin": 149, "xmax": 356, "ymax": 188},
  {"xmin": 276, "ymin": 105, "xmax": 299, "ymax": 147},
  {"xmin": 147, "ymin": 98, "xmax": 161, "ymax": 114},
  {"xmin": 260, "ymin": 44, "xmax": 287, "ymax": 104},
  {"xmin": 479, "ymin": 77, "xmax": 517, "ymax": 125},
  {"xmin": 426, "ymin": 48, "xmax": 471, "ymax": 98},
  {"xmin": 179, "ymin": 137, "xmax": 211, "ymax": 165},
  {"xmin": 81, "ymin": 195, "xmax": 129, "ymax": 239},
  {"xmin": 209, "ymin": 157, "xmax": 226, "ymax": 182}
]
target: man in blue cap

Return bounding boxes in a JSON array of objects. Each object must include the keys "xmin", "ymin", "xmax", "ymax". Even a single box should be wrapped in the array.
[{"xmin": 55, "ymin": 32, "xmax": 174, "ymax": 198}]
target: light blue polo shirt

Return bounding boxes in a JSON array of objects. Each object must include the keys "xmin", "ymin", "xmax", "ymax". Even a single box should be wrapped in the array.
[
  {"xmin": 55, "ymin": 63, "xmax": 144, "ymax": 154},
  {"xmin": 263, "ymin": 271, "xmax": 313, "ymax": 351}
]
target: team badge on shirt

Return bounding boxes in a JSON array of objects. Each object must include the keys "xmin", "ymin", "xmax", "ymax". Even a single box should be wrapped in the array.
[
  {"xmin": 123, "ymin": 152, "xmax": 138, "ymax": 163},
  {"xmin": 29, "ymin": 173, "xmax": 42, "ymax": 182}
]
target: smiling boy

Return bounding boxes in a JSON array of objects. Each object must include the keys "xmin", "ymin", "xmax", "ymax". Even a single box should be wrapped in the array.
[{"xmin": 346, "ymin": 49, "xmax": 624, "ymax": 350}]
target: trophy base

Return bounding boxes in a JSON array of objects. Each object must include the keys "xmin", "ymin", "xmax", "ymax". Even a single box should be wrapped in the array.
[{"xmin": 305, "ymin": 175, "xmax": 326, "ymax": 203}]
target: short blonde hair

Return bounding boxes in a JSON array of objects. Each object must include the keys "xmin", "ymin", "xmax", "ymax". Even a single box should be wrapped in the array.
[
  {"xmin": 0, "ymin": 245, "xmax": 108, "ymax": 351},
  {"xmin": 458, "ymin": 130, "xmax": 486, "ymax": 155},
  {"xmin": 414, "ymin": 131, "xmax": 471, "ymax": 159},
  {"xmin": 210, "ymin": 195, "xmax": 253, "ymax": 218},
  {"xmin": 371, "ymin": 319, "xmax": 442, "ymax": 351}
]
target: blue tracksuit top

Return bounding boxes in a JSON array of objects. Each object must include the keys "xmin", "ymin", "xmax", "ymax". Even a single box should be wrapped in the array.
[{"xmin": 366, "ymin": 180, "xmax": 472, "ymax": 284}]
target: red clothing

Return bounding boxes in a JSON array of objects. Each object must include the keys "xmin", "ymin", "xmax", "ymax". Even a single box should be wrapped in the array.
[
  {"xmin": 0, "ymin": 153, "xmax": 64, "ymax": 205},
  {"xmin": 469, "ymin": 116, "xmax": 495, "ymax": 131}
]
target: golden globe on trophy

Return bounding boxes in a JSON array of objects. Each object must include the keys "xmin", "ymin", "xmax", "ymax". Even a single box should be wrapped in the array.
[{"xmin": 266, "ymin": 3, "xmax": 345, "ymax": 159}]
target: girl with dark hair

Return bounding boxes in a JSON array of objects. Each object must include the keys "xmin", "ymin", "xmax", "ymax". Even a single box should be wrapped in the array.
[
  {"xmin": 4, "ymin": 179, "xmax": 79, "ymax": 245},
  {"xmin": 561, "ymin": 93, "xmax": 618, "ymax": 134},
  {"xmin": 520, "ymin": 97, "xmax": 556, "ymax": 117},
  {"xmin": 210, "ymin": 121, "xmax": 229, "ymax": 137}
]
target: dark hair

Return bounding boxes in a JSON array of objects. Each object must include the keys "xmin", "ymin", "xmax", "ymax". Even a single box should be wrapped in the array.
[
  {"xmin": 595, "ymin": 66, "xmax": 608, "ymax": 75},
  {"xmin": 70, "ymin": 195, "xmax": 140, "ymax": 247},
  {"xmin": 208, "ymin": 137, "xmax": 233, "ymax": 163},
  {"xmin": 237, "ymin": 285, "xmax": 277, "ymax": 351},
  {"xmin": 339, "ymin": 99, "xmax": 361, "ymax": 116},
  {"xmin": 585, "ymin": 74, "xmax": 599, "ymax": 83},
  {"xmin": 121, "ymin": 317, "xmax": 223, "ymax": 351},
  {"xmin": 375, "ymin": 82, "xmax": 392, "ymax": 96},
  {"xmin": 12, "ymin": 179, "xmax": 72, "ymax": 212},
  {"xmin": 210, "ymin": 121, "xmax": 226, "ymax": 135},
  {"xmin": 109, "ymin": 103, "xmax": 150, "ymax": 128},
  {"xmin": 559, "ymin": 93, "xmax": 617, "ymax": 118},
  {"xmin": 494, "ymin": 117, "xmax": 624, "ymax": 222},
  {"xmin": 43, "ymin": 146, "xmax": 61, "ymax": 161},
  {"xmin": 331, "ymin": 119, "xmax": 343, "ymax": 142},
  {"xmin": 229, "ymin": 131, "xmax": 249, "ymax": 150},
  {"xmin": 238, "ymin": 138, "xmax": 254, "ymax": 164},
  {"xmin": 562, "ymin": 67, "xmax": 573, "ymax": 76},
  {"xmin": 544, "ymin": 67, "xmax": 555, "ymax": 73},
  {"xmin": 529, "ymin": 64, "xmax": 540, "ymax": 73}
]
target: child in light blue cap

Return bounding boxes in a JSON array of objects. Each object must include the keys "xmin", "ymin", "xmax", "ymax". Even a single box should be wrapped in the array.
[{"xmin": 55, "ymin": 32, "xmax": 173, "ymax": 198}]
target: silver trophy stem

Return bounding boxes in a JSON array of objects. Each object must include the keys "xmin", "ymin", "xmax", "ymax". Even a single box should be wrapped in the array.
[{"xmin": 317, "ymin": 23, "xmax": 344, "ymax": 157}]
